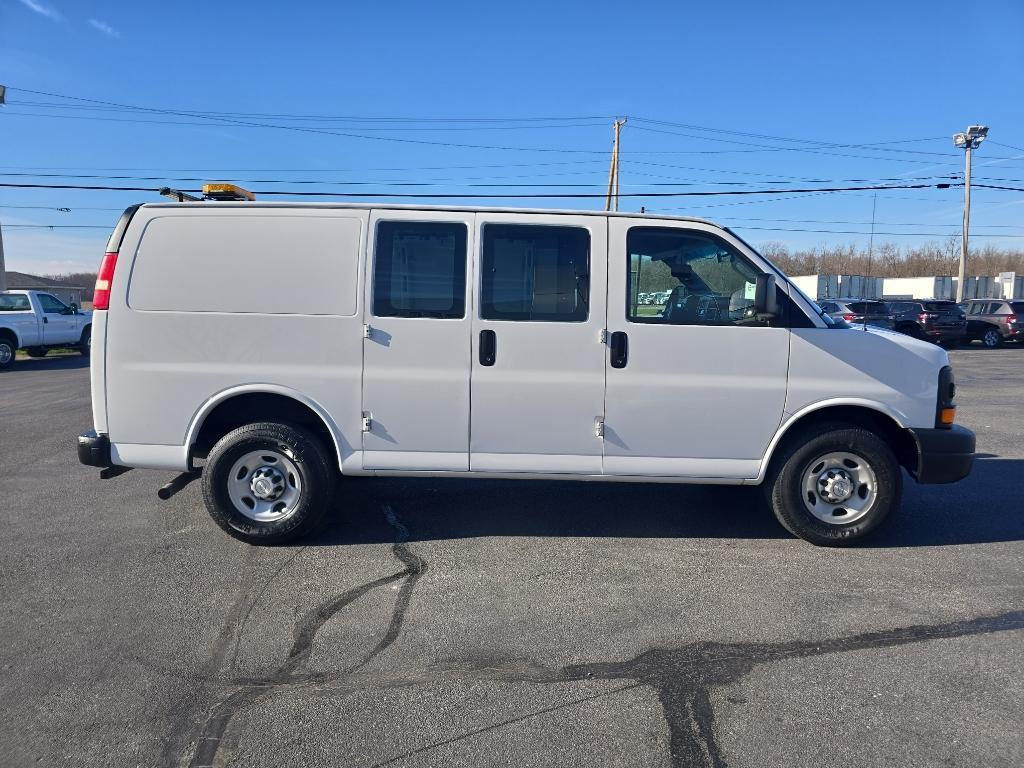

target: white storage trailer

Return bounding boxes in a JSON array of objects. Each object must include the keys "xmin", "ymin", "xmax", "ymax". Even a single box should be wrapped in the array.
[
  {"xmin": 790, "ymin": 274, "xmax": 840, "ymax": 300},
  {"xmin": 883, "ymin": 276, "xmax": 955, "ymax": 301}
]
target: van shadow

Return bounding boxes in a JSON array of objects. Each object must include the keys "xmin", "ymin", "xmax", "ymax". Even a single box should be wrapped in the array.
[
  {"xmin": 311, "ymin": 457, "xmax": 1024, "ymax": 548},
  {"xmin": 7, "ymin": 354, "xmax": 90, "ymax": 372}
]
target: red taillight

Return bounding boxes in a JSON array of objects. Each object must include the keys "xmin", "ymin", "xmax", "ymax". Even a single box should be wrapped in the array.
[
  {"xmin": 1008, "ymin": 314, "xmax": 1018, "ymax": 325},
  {"xmin": 93, "ymin": 251, "xmax": 118, "ymax": 310},
  {"xmin": 843, "ymin": 313, "xmax": 856, "ymax": 321},
  {"xmin": 918, "ymin": 312, "xmax": 935, "ymax": 323}
]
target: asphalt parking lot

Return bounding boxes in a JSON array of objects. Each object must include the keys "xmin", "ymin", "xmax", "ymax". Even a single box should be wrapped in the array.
[{"xmin": 1, "ymin": 347, "xmax": 1022, "ymax": 768}]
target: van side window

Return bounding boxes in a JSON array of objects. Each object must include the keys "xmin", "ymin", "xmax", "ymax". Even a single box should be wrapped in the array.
[
  {"xmin": 480, "ymin": 224, "xmax": 589, "ymax": 322},
  {"xmin": 626, "ymin": 227, "xmax": 765, "ymax": 326},
  {"xmin": 373, "ymin": 221, "xmax": 467, "ymax": 319}
]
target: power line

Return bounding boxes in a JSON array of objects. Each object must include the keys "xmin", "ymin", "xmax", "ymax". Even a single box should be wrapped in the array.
[
  {"xmin": 972, "ymin": 183, "xmax": 1024, "ymax": 192},
  {"xmin": 719, "ymin": 216, "xmax": 1023, "ymax": 230},
  {"xmin": 631, "ymin": 117, "xmax": 950, "ymax": 152},
  {"xmin": 2, "ymin": 224, "xmax": 111, "ymax": 229},
  {"xmin": 4, "ymin": 87, "xmax": 612, "ymax": 154},
  {"xmin": 0, "ymin": 180, "xmax": 954, "ymax": 198},
  {"xmin": 0, "ymin": 170, "xmax": 964, "ymax": 188},
  {"xmin": 726, "ymin": 225, "xmax": 1024, "ymax": 239},
  {"xmin": 988, "ymin": 141, "xmax": 1024, "ymax": 153},
  {"xmin": 0, "ymin": 110, "xmax": 612, "ymax": 133},
  {"xmin": 5, "ymin": 100, "xmax": 614, "ymax": 124},
  {"xmin": 631, "ymin": 118, "xmax": 1024, "ymax": 162}
]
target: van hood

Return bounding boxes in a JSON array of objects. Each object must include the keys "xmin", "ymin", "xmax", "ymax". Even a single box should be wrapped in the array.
[{"xmin": 860, "ymin": 324, "xmax": 949, "ymax": 367}]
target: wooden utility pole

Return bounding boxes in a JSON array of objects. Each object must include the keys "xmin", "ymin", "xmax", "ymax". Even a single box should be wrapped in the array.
[{"xmin": 604, "ymin": 118, "xmax": 626, "ymax": 212}]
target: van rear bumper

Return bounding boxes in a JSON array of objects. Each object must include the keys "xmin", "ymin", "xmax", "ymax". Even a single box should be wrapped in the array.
[
  {"xmin": 907, "ymin": 425, "xmax": 975, "ymax": 484},
  {"xmin": 77, "ymin": 429, "xmax": 112, "ymax": 467}
]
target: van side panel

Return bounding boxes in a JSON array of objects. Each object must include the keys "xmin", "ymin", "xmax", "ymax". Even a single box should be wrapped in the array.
[{"xmin": 105, "ymin": 209, "xmax": 367, "ymax": 466}]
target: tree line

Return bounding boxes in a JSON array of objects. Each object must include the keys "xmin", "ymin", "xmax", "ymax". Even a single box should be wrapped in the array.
[{"xmin": 759, "ymin": 237, "xmax": 1024, "ymax": 278}]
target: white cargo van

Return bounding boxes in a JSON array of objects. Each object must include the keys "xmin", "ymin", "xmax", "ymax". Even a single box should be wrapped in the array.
[{"xmin": 78, "ymin": 199, "xmax": 975, "ymax": 546}]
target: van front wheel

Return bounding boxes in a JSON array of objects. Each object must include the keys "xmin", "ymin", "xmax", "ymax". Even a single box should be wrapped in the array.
[
  {"xmin": 766, "ymin": 426, "xmax": 901, "ymax": 546},
  {"xmin": 201, "ymin": 422, "xmax": 335, "ymax": 545}
]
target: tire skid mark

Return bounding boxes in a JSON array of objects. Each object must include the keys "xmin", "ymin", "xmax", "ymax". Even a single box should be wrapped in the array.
[
  {"xmin": 368, "ymin": 610, "xmax": 1024, "ymax": 768},
  {"xmin": 178, "ymin": 506, "xmax": 425, "ymax": 767},
  {"xmin": 169, "ymin": 511, "xmax": 1024, "ymax": 768}
]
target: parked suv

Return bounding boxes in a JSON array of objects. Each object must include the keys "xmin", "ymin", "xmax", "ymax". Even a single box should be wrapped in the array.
[
  {"xmin": 817, "ymin": 299, "xmax": 894, "ymax": 329},
  {"xmin": 963, "ymin": 298, "xmax": 1024, "ymax": 347},
  {"xmin": 77, "ymin": 198, "xmax": 975, "ymax": 547},
  {"xmin": 888, "ymin": 300, "xmax": 966, "ymax": 345}
]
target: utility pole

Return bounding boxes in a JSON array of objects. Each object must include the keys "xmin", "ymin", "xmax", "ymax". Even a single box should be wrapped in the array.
[
  {"xmin": 605, "ymin": 118, "xmax": 626, "ymax": 212},
  {"xmin": 0, "ymin": 84, "xmax": 6, "ymax": 292},
  {"xmin": 953, "ymin": 125, "xmax": 988, "ymax": 303}
]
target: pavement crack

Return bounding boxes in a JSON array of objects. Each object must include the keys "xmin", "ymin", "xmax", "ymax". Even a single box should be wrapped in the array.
[{"xmin": 174, "ymin": 505, "xmax": 427, "ymax": 768}]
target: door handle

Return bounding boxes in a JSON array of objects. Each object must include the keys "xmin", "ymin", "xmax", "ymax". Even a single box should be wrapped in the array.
[
  {"xmin": 43, "ymin": 317, "xmax": 49, "ymax": 324},
  {"xmin": 609, "ymin": 331, "xmax": 628, "ymax": 368},
  {"xmin": 479, "ymin": 329, "xmax": 496, "ymax": 366}
]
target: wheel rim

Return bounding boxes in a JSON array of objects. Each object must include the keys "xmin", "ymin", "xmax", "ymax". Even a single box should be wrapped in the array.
[
  {"xmin": 0, "ymin": 343, "xmax": 12, "ymax": 364},
  {"xmin": 801, "ymin": 451, "xmax": 877, "ymax": 525},
  {"xmin": 984, "ymin": 329, "xmax": 999, "ymax": 347},
  {"xmin": 226, "ymin": 448, "xmax": 303, "ymax": 522}
]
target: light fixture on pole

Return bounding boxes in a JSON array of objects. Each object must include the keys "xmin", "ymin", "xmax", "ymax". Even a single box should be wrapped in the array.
[{"xmin": 953, "ymin": 124, "xmax": 988, "ymax": 302}]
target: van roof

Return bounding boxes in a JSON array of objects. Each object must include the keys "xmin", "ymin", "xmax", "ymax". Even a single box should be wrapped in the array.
[{"xmin": 136, "ymin": 200, "xmax": 719, "ymax": 226}]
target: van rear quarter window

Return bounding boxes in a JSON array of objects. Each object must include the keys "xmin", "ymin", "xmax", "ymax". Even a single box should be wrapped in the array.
[{"xmin": 127, "ymin": 215, "xmax": 362, "ymax": 315}]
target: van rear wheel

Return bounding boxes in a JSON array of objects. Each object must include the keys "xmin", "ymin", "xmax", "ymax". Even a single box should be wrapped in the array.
[
  {"xmin": 766, "ymin": 425, "xmax": 901, "ymax": 546},
  {"xmin": 201, "ymin": 422, "xmax": 335, "ymax": 545}
]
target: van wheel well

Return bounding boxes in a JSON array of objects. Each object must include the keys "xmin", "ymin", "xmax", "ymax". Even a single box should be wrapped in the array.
[
  {"xmin": 191, "ymin": 393, "xmax": 338, "ymax": 468},
  {"xmin": 769, "ymin": 406, "xmax": 918, "ymax": 476}
]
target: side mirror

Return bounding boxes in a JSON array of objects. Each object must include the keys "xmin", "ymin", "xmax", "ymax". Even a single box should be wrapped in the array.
[
  {"xmin": 70, "ymin": 303, "xmax": 79, "ymax": 314},
  {"xmin": 754, "ymin": 274, "xmax": 778, "ymax": 319}
]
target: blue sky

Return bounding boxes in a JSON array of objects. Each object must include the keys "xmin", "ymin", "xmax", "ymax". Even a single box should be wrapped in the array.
[{"xmin": 1, "ymin": 0, "xmax": 1022, "ymax": 274}]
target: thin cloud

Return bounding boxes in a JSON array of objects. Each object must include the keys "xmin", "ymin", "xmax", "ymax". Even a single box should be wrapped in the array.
[
  {"xmin": 88, "ymin": 18, "xmax": 119, "ymax": 38},
  {"xmin": 16, "ymin": 0, "xmax": 62, "ymax": 21}
]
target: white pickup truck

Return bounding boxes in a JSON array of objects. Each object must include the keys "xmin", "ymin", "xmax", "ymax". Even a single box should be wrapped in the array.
[{"xmin": 0, "ymin": 290, "xmax": 92, "ymax": 369}]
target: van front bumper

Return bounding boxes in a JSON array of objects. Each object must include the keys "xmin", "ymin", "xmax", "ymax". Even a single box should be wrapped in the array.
[
  {"xmin": 78, "ymin": 429, "xmax": 111, "ymax": 467},
  {"xmin": 907, "ymin": 424, "xmax": 975, "ymax": 484}
]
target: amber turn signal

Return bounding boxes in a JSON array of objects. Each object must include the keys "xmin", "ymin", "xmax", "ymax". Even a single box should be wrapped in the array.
[{"xmin": 939, "ymin": 407, "xmax": 956, "ymax": 425}]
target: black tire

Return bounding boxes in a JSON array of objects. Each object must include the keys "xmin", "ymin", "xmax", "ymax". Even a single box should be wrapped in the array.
[
  {"xmin": 26, "ymin": 347, "xmax": 49, "ymax": 358},
  {"xmin": 201, "ymin": 422, "xmax": 335, "ymax": 545},
  {"xmin": 981, "ymin": 327, "xmax": 1001, "ymax": 349},
  {"xmin": 78, "ymin": 326, "xmax": 92, "ymax": 357},
  {"xmin": 0, "ymin": 336, "xmax": 14, "ymax": 370},
  {"xmin": 764, "ymin": 424, "xmax": 902, "ymax": 546}
]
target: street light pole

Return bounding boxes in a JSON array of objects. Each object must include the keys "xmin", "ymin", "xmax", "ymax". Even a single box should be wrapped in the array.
[
  {"xmin": 953, "ymin": 125, "xmax": 988, "ymax": 303},
  {"xmin": 958, "ymin": 143, "xmax": 972, "ymax": 303}
]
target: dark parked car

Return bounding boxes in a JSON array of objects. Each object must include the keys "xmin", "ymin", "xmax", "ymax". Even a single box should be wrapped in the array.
[
  {"xmin": 817, "ymin": 299, "xmax": 895, "ymax": 329},
  {"xmin": 963, "ymin": 298, "xmax": 1024, "ymax": 347},
  {"xmin": 887, "ymin": 299, "xmax": 967, "ymax": 345}
]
